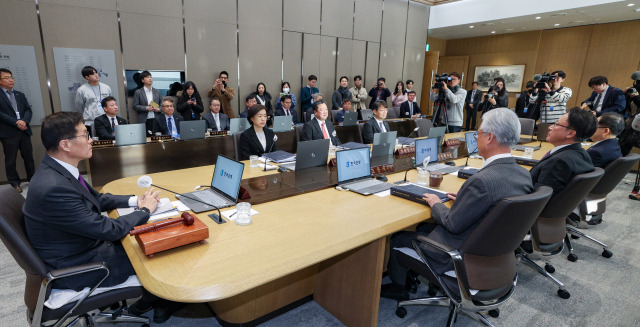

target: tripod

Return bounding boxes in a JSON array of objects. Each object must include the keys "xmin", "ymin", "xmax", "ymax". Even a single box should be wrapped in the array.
[{"xmin": 432, "ymin": 91, "xmax": 449, "ymax": 131}]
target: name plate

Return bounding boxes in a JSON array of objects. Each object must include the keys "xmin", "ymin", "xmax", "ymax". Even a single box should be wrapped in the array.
[
  {"xmin": 150, "ymin": 135, "xmax": 173, "ymax": 142},
  {"xmin": 92, "ymin": 140, "xmax": 114, "ymax": 147},
  {"xmin": 395, "ymin": 146, "xmax": 416, "ymax": 156},
  {"xmin": 438, "ymin": 152, "xmax": 454, "ymax": 161},
  {"xmin": 207, "ymin": 131, "xmax": 228, "ymax": 137},
  {"xmin": 371, "ymin": 164, "xmax": 394, "ymax": 175},
  {"xmin": 328, "ymin": 158, "xmax": 337, "ymax": 166},
  {"xmin": 445, "ymin": 139, "xmax": 461, "ymax": 147}
]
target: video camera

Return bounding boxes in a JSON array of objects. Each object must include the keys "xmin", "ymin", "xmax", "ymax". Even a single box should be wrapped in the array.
[
  {"xmin": 432, "ymin": 73, "xmax": 451, "ymax": 90},
  {"xmin": 484, "ymin": 86, "xmax": 496, "ymax": 100},
  {"xmin": 533, "ymin": 72, "xmax": 557, "ymax": 89}
]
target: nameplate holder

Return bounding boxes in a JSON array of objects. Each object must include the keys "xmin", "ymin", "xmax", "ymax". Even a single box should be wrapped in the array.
[
  {"xmin": 328, "ymin": 158, "xmax": 337, "ymax": 166},
  {"xmin": 150, "ymin": 135, "xmax": 172, "ymax": 142},
  {"xmin": 445, "ymin": 139, "xmax": 461, "ymax": 147},
  {"xmin": 395, "ymin": 146, "xmax": 415, "ymax": 156},
  {"xmin": 438, "ymin": 152, "xmax": 454, "ymax": 161},
  {"xmin": 371, "ymin": 164, "xmax": 394, "ymax": 175},
  {"xmin": 207, "ymin": 131, "xmax": 228, "ymax": 137},
  {"xmin": 92, "ymin": 140, "xmax": 114, "ymax": 147}
]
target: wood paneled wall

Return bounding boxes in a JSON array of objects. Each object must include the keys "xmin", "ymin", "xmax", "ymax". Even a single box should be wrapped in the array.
[{"xmin": 442, "ymin": 20, "xmax": 640, "ymax": 109}]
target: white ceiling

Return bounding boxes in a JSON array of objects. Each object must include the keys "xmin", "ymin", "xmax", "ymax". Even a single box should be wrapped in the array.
[{"xmin": 428, "ymin": 0, "xmax": 640, "ymax": 39}]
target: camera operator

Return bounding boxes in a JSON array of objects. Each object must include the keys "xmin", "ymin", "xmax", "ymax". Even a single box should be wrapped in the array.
[
  {"xmin": 580, "ymin": 75, "xmax": 626, "ymax": 116},
  {"xmin": 529, "ymin": 70, "xmax": 572, "ymax": 123},
  {"xmin": 430, "ymin": 72, "xmax": 466, "ymax": 133},
  {"xmin": 515, "ymin": 81, "xmax": 534, "ymax": 118},
  {"xmin": 619, "ymin": 72, "xmax": 640, "ymax": 157},
  {"xmin": 479, "ymin": 77, "xmax": 508, "ymax": 115}
]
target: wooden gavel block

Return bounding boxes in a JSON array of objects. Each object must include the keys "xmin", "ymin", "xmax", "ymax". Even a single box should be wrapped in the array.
[{"xmin": 131, "ymin": 212, "xmax": 209, "ymax": 257}]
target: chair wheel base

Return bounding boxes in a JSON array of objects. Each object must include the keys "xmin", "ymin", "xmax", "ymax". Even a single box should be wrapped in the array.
[
  {"xmin": 488, "ymin": 309, "xmax": 500, "ymax": 318},
  {"xmin": 427, "ymin": 287, "xmax": 438, "ymax": 297},
  {"xmin": 602, "ymin": 249, "xmax": 613, "ymax": 258},
  {"xmin": 396, "ymin": 306, "xmax": 407, "ymax": 318},
  {"xmin": 567, "ymin": 253, "xmax": 578, "ymax": 262},
  {"xmin": 557, "ymin": 289, "xmax": 570, "ymax": 299},
  {"xmin": 571, "ymin": 235, "xmax": 580, "ymax": 239},
  {"xmin": 545, "ymin": 264, "xmax": 555, "ymax": 274}
]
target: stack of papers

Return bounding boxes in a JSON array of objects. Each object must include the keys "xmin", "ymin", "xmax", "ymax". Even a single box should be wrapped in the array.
[
  {"xmin": 116, "ymin": 198, "xmax": 190, "ymax": 222},
  {"xmin": 261, "ymin": 150, "xmax": 296, "ymax": 163}
]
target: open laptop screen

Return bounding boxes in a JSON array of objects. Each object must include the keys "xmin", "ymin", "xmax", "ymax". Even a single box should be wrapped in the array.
[
  {"xmin": 211, "ymin": 155, "xmax": 244, "ymax": 199},
  {"xmin": 336, "ymin": 147, "xmax": 371, "ymax": 183},
  {"xmin": 415, "ymin": 137, "xmax": 438, "ymax": 166},
  {"xmin": 465, "ymin": 131, "xmax": 478, "ymax": 155}
]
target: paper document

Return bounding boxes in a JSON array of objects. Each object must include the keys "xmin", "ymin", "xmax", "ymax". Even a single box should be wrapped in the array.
[{"xmin": 221, "ymin": 208, "xmax": 259, "ymax": 221}]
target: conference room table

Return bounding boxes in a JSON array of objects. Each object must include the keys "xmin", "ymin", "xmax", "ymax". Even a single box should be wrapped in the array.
[{"xmin": 101, "ymin": 135, "xmax": 560, "ymax": 326}]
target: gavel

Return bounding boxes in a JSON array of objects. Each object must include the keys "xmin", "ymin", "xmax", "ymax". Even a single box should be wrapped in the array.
[{"xmin": 130, "ymin": 212, "xmax": 195, "ymax": 236}]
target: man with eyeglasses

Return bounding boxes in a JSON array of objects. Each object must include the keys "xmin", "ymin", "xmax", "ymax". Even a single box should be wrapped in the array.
[
  {"xmin": 530, "ymin": 107, "xmax": 597, "ymax": 196},
  {"xmin": 207, "ymin": 70, "xmax": 235, "ymax": 118},
  {"xmin": 152, "ymin": 98, "xmax": 183, "ymax": 137},
  {"xmin": 0, "ymin": 68, "xmax": 35, "ymax": 193},
  {"xmin": 587, "ymin": 113, "xmax": 624, "ymax": 168}
]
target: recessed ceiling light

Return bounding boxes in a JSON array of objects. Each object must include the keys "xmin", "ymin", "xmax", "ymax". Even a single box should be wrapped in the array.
[
  {"xmin": 627, "ymin": 3, "xmax": 635, "ymax": 6},
  {"xmin": 535, "ymin": 16, "xmax": 541, "ymax": 19},
  {"xmin": 491, "ymin": 31, "xmax": 496, "ymax": 34},
  {"xmin": 554, "ymin": 23, "xmax": 560, "ymax": 26},
  {"xmin": 469, "ymin": 25, "xmax": 474, "ymax": 28}
]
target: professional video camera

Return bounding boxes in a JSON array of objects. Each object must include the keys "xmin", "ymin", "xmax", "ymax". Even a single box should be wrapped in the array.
[
  {"xmin": 484, "ymin": 86, "xmax": 496, "ymax": 100},
  {"xmin": 432, "ymin": 73, "xmax": 451, "ymax": 90},
  {"xmin": 533, "ymin": 72, "xmax": 557, "ymax": 89}
]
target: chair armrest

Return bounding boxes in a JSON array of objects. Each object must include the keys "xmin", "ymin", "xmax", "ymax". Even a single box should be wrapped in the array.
[
  {"xmin": 413, "ymin": 234, "xmax": 457, "ymax": 256},
  {"xmin": 48, "ymin": 262, "xmax": 108, "ymax": 280}
]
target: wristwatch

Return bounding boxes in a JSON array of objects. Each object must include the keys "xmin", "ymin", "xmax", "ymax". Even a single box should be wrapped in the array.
[{"xmin": 135, "ymin": 207, "xmax": 151, "ymax": 214}]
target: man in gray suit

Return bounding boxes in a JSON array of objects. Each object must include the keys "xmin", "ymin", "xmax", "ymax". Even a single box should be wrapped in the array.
[
  {"xmin": 132, "ymin": 70, "xmax": 162, "ymax": 135},
  {"xmin": 382, "ymin": 108, "xmax": 533, "ymax": 300},
  {"xmin": 202, "ymin": 97, "xmax": 230, "ymax": 131}
]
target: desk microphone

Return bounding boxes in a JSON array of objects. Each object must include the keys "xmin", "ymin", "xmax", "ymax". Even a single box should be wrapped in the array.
[
  {"xmin": 402, "ymin": 127, "xmax": 420, "ymax": 148},
  {"xmin": 331, "ymin": 130, "xmax": 342, "ymax": 146},
  {"xmin": 264, "ymin": 135, "xmax": 278, "ymax": 171},
  {"xmin": 137, "ymin": 175, "xmax": 222, "ymax": 222},
  {"xmin": 464, "ymin": 143, "xmax": 478, "ymax": 167}
]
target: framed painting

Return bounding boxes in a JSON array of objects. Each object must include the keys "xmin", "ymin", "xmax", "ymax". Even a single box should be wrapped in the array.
[{"xmin": 473, "ymin": 65, "xmax": 525, "ymax": 93}]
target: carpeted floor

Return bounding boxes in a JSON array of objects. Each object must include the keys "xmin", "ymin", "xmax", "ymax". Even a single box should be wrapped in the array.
[{"xmin": 1, "ymin": 174, "xmax": 639, "ymax": 326}]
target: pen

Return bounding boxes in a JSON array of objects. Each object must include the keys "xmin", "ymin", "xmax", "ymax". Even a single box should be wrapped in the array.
[{"xmin": 229, "ymin": 212, "xmax": 236, "ymax": 218}]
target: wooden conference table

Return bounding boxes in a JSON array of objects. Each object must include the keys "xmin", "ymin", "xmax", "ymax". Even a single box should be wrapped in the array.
[{"xmin": 102, "ymin": 135, "xmax": 557, "ymax": 326}]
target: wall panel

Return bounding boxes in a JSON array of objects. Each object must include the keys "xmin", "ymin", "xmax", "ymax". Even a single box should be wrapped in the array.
[
  {"xmin": 378, "ymin": 0, "xmax": 408, "ymax": 88},
  {"xmin": 321, "ymin": 0, "xmax": 354, "ymax": 39},
  {"xmin": 118, "ymin": 0, "xmax": 182, "ymax": 18},
  {"xmin": 283, "ymin": 31, "xmax": 303, "ymax": 120},
  {"xmin": 351, "ymin": 40, "xmax": 367, "ymax": 79},
  {"xmin": 336, "ymin": 38, "xmax": 354, "ymax": 87},
  {"xmin": 353, "ymin": 0, "xmax": 383, "ymax": 42},
  {"xmin": 319, "ymin": 36, "xmax": 337, "ymax": 98},
  {"xmin": 184, "ymin": 0, "xmax": 236, "ymax": 24},
  {"xmin": 365, "ymin": 42, "xmax": 380, "ymax": 91},
  {"xmin": 403, "ymin": 1, "xmax": 429, "ymax": 102},
  {"xmin": 302, "ymin": 34, "xmax": 321, "ymax": 82},
  {"xmin": 283, "ymin": 0, "xmax": 320, "ymax": 34},
  {"xmin": 120, "ymin": 12, "xmax": 184, "ymax": 70}
]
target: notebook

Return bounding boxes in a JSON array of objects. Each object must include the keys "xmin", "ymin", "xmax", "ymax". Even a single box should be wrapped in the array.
[
  {"xmin": 372, "ymin": 131, "xmax": 397, "ymax": 157},
  {"xmin": 336, "ymin": 147, "xmax": 393, "ymax": 196},
  {"xmin": 342, "ymin": 112, "xmax": 358, "ymax": 126},
  {"xmin": 279, "ymin": 139, "xmax": 330, "ymax": 171},
  {"xmin": 272, "ymin": 115, "xmax": 293, "ymax": 132},
  {"xmin": 179, "ymin": 120, "xmax": 207, "ymax": 140},
  {"xmin": 115, "ymin": 124, "xmax": 146, "ymax": 146}
]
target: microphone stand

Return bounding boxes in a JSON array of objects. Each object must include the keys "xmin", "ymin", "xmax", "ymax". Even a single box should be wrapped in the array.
[
  {"xmin": 402, "ymin": 128, "xmax": 420, "ymax": 148},
  {"xmin": 263, "ymin": 135, "xmax": 278, "ymax": 171},
  {"xmin": 464, "ymin": 145, "xmax": 478, "ymax": 167}
]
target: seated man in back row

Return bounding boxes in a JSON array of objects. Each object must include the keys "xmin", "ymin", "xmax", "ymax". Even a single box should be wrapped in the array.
[
  {"xmin": 587, "ymin": 112, "xmax": 624, "ymax": 168},
  {"xmin": 362, "ymin": 100, "xmax": 391, "ymax": 144},
  {"xmin": 94, "ymin": 96, "xmax": 127, "ymax": 140},
  {"xmin": 382, "ymin": 108, "xmax": 533, "ymax": 300}
]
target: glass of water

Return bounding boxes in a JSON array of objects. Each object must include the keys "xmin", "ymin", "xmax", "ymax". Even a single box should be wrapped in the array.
[
  {"xmin": 234, "ymin": 202, "xmax": 252, "ymax": 225},
  {"xmin": 417, "ymin": 167, "xmax": 429, "ymax": 185},
  {"xmin": 523, "ymin": 147, "xmax": 534, "ymax": 159},
  {"xmin": 249, "ymin": 155, "xmax": 259, "ymax": 168}
]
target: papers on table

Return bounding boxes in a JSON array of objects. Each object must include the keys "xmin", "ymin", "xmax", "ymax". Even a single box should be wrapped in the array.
[
  {"xmin": 221, "ymin": 208, "xmax": 259, "ymax": 221},
  {"xmin": 261, "ymin": 150, "xmax": 296, "ymax": 163},
  {"xmin": 116, "ymin": 198, "xmax": 189, "ymax": 222}
]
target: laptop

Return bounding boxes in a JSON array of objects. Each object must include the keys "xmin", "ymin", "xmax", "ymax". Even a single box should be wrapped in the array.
[
  {"xmin": 342, "ymin": 112, "xmax": 358, "ymax": 126},
  {"xmin": 115, "ymin": 123, "xmax": 146, "ymax": 146},
  {"xmin": 427, "ymin": 126, "xmax": 446, "ymax": 143},
  {"xmin": 229, "ymin": 118, "xmax": 250, "ymax": 135},
  {"xmin": 372, "ymin": 131, "xmax": 397, "ymax": 157},
  {"xmin": 280, "ymin": 139, "xmax": 330, "ymax": 171},
  {"xmin": 465, "ymin": 131, "xmax": 478, "ymax": 155},
  {"xmin": 336, "ymin": 147, "xmax": 393, "ymax": 195},
  {"xmin": 415, "ymin": 137, "xmax": 439, "ymax": 167},
  {"xmin": 272, "ymin": 115, "xmax": 293, "ymax": 132},
  {"xmin": 179, "ymin": 120, "xmax": 207, "ymax": 140},
  {"xmin": 177, "ymin": 155, "xmax": 245, "ymax": 213}
]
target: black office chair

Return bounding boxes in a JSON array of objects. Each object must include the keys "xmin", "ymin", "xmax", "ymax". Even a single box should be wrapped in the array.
[
  {"xmin": 361, "ymin": 109, "xmax": 373, "ymax": 121},
  {"xmin": 294, "ymin": 124, "xmax": 304, "ymax": 143},
  {"xmin": 232, "ymin": 132, "xmax": 243, "ymax": 161},
  {"xmin": 518, "ymin": 118, "xmax": 535, "ymax": 143},
  {"xmin": 395, "ymin": 187, "xmax": 553, "ymax": 327},
  {"xmin": 415, "ymin": 118, "xmax": 433, "ymax": 137},
  {"xmin": 357, "ymin": 123, "xmax": 365, "ymax": 144},
  {"xmin": 536, "ymin": 123, "xmax": 551, "ymax": 142},
  {"xmin": 519, "ymin": 168, "xmax": 604, "ymax": 299},
  {"xmin": 566, "ymin": 153, "xmax": 640, "ymax": 261},
  {"xmin": 0, "ymin": 185, "xmax": 149, "ymax": 327},
  {"xmin": 330, "ymin": 110, "xmax": 339, "ymax": 122},
  {"xmin": 387, "ymin": 107, "xmax": 398, "ymax": 119}
]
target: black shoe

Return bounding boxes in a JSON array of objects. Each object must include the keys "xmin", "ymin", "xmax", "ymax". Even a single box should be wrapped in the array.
[
  {"xmin": 630, "ymin": 193, "xmax": 640, "ymax": 201},
  {"xmin": 381, "ymin": 283, "xmax": 409, "ymax": 301},
  {"xmin": 127, "ymin": 299, "xmax": 153, "ymax": 316},
  {"xmin": 520, "ymin": 240, "xmax": 533, "ymax": 253},
  {"xmin": 153, "ymin": 301, "xmax": 185, "ymax": 324},
  {"xmin": 587, "ymin": 214, "xmax": 603, "ymax": 225},
  {"xmin": 567, "ymin": 212, "xmax": 580, "ymax": 224},
  {"xmin": 406, "ymin": 271, "xmax": 420, "ymax": 294}
]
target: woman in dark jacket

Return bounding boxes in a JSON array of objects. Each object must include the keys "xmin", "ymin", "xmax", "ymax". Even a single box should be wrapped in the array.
[
  {"xmin": 239, "ymin": 104, "xmax": 276, "ymax": 160},
  {"xmin": 250, "ymin": 82, "xmax": 274, "ymax": 125},
  {"xmin": 176, "ymin": 81, "xmax": 204, "ymax": 121}
]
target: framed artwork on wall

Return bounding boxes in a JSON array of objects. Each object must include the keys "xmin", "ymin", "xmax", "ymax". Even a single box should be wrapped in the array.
[{"xmin": 473, "ymin": 65, "xmax": 525, "ymax": 93}]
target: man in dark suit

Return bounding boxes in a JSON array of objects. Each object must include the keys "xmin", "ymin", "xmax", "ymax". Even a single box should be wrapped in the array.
[
  {"xmin": 362, "ymin": 100, "xmax": 391, "ymax": 144},
  {"xmin": 0, "ymin": 68, "xmax": 35, "ymax": 193},
  {"xmin": 581, "ymin": 75, "xmax": 626, "ymax": 116},
  {"xmin": 274, "ymin": 94, "xmax": 298, "ymax": 124},
  {"xmin": 399, "ymin": 91, "xmax": 422, "ymax": 118},
  {"xmin": 152, "ymin": 98, "xmax": 183, "ymax": 136},
  {"xmin": 368, "ymin": 77, "xmax": 391, "ymax": 109},
  {"xmin": 202, "ymin": 97, "xmax": 230, "ymax": 131},
  {"xmin": 383, "ymin": 108, "xmax": 533, "ymax": 300},
  {"xmin": 530, "ymin": 108, "xmax": 597, "ymax": 196},
  {"xmin": 301, "ymin": 100, "xmax": 340, "ymax": 146},
  {"xmin": 464, "ymin": 81, "xmax": 482, "ymax": 130},
  {"xmin": 94, "ymin": 96, "xmax": 127, "ymax": 140},
  {"xmin": 587, "ymin": 112, "xmax": 624, "ymax": 168},
  {"xmin": 132, "ymin": 70, "xmax": 162, "ymax": 135}
]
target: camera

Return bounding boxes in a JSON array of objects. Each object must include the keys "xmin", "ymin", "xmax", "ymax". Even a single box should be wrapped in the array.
[
  {"xmin": 626, "ymin": 88, "xmax": 637, "ymax": 95},
  {"xmin": 484, "ymin": 86, "xmax": 496, "ymax": 100},
  {"xmin": 432, "ymin": 73, "xmax": 451, "ymax": 90},
  {"xmin": 222, "ymin": 80, "xmax": 227, "ymax": 88},
  {"xmin": 534, "ymin": 72, "xmax": 557, "ymax": 89}
]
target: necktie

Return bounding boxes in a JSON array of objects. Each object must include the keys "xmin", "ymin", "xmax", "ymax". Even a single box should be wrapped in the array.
[
  {"xmin": 214, "ymin": 114, "xmax": 220, "ymax": 131},
  {"xmin": 285, "ymin": 109, "xmax": 290, "ymax": 116},
  {"xmin": 379, "ymin": 122, "xmax": 384, "ymax": 132},
  {"xmin": 111, "ymin": 117, "xmax": 116, "ymax": 135},
  {"xmin": 6, "ymin": 90, "xmax": 18, "ymax": 112},
  {"xmin": 542, "ymin": 151, "xmax": 551, "ymax": 160},
  {"xmin": 168, "ymin": 117, "xmax": 173, "ymax": 135},
  {"xmin": 594, "ymin": 93, "xmax": 602, "ymax": 111},
  {"xmin": 78, "ymin": 173, "xmax": 90, "ymax": 192},
  {"xmin": 322, "ymin": 122, "xmax": 329, "ymax": 139},
  {"xmin": 409, "ymin": 103, "xmax": 413, "ymax": 116}
]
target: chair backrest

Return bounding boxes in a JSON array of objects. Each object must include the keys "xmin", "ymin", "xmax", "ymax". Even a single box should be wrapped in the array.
[
  {"xmin": 459, "ymin": 186, "xmax": 553, "ymax": 290},
  {"xmin": 386, "ymin": 108, "xmax": 397, "ymax": 119},
  {"xmin": 519, "ymin": 118, "xmax": 535, "ymax": 136},
  {"xmin": 533, "ymin": 168, "xmax": 604, "ymax": 244},
  {"xmin": 233, "ymin": 132, "xmax": 242, "ymax": 161},
  {"xmin": 331, "ymin": 110, "xmax": 339, "ymax": 122},
  {"xmin": 294, "ymin": 124, "xmax": 304, "ymax": 143},
  {"xmin": 0, "ymin": 185, "xmax": 47, "ymax": 312},
  {"xmin": 590, "ymin": 153, "xmax": 640, "ymax": 196},
  {"xmin": 536, "ymin": 123, "xmax": 551, "ymax": 141},
  {"xmin": 394, "ymin": 107, "xmax": 400, "ymax": 118},
  {"xmin": 357, "ymin": 123, "xmax": 365, "ymax": 144},
  {"xmin": 415, "ymin": 118, "xmax": 433, "ymax": 137},
  {"xmin": 361, "ymin": 109, "xmax": 373, "ymax": 121}
]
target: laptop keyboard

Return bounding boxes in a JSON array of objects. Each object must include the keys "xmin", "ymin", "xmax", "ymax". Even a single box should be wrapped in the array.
[
  {"xmin": 344, "ymin": 179, "xmax": 393, "ymax": 194},
  {"xmin": 427, "ymin": 163, "xmax": 462, "ymax": 174},
  {"xmin": 193, "ymin": 190, "xmax": 232, "ymax": 207}
]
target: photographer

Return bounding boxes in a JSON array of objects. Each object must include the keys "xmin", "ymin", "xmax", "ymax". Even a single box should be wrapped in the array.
[
  {"xmin": 479, "ymin": 77, "xmax": 509, "ymax": 115},
  {"xmin": 368, "ymin": 77, "xmax": 391, "ymax": 109},
  {"xmin": 430, "ymin": 72, "xmax": 466, "ymax": 133},
  {"xmin": 529, "ymin": 70, "xmax": 572, "ymax": 123},
  {"xmin": 619, "ymin": 72, "xmax": 640, "ymax": 157}
]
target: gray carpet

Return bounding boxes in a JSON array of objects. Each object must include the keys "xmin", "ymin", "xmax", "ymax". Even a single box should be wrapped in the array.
[{"xmin": 2, "ymin": 174, "xmax": 640, "ymax": 326}]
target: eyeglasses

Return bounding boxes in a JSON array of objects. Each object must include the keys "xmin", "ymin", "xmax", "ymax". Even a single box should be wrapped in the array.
[
  {"xmin": 553, "ymin": 122, "xmax": 574, "ymax": 130},
  {"xmin": 473, "ymin": 132, "xmax": 479, "ymax": 140},
  {"xmin": 162, "ymin": 105, "xmax": 174, "ymax": 108},
  {"xmin": 69, "ymin": 132, "xmax": 90, "ymax": 141},
  {"xmin": 1, "ymin": 76, "xmax": 14, "ymax": 80}
]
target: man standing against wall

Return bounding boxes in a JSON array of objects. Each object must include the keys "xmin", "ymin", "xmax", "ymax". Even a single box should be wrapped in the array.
[
  {"xmin": 133, "ymin": 71, "xmax": 161, "ymax": 135},
  {"xmin": 207, "ymin": 71, "xmax": 235, "ymax": 118},
  {"xmin": 75, "ymin": 66, "xmax": 112, "ymax": 131},
  {"xmin": 0, "ymin": 68, "xmax": 35, "ymax": 193},
  {"xmin": 465, "ymin": 81, "xmax": 482, "ymax": 130},
  {"xmin": 301, "ymin": 75, "xmax": 319, "ymax": 114}
]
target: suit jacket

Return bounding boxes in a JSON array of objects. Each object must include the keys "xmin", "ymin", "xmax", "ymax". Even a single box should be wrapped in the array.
[
  {"xmin": 399, "ymin": 101, "xmax": 422, "ymax": 118},
  {"xmin": 152, "ymin": 114, "xmax": 183, "ymax": 135},
  {"xmin": 587, "ymin": 138, "xmax": 622, "ymax": 168},
  {"xmin": 132, "ymin": 87, "xmax": 162, "ymax": 123},
  {"xmin": 465, "ymin": 89, "xmax": 482, "ymax": 111},
  {"xmin": 23, "ymin": 155, "xmax": 148, "ymax": 291},
  {"xmin": 422, "ymin": 157, "xmax": 533, "ymax": 274},
  {"xmin": 94, "ymin": 114, "xmax": 127, "ymax": 140},
  {"xmin": 0, "ymin": 88, "xmax": 32, "ymax": 138},
  {"xmin": 362, "ymin": 117, "xmax": 391, "ymax": 144},
  {"xmin": 202, "ymin": 111, "xmax": 230, "ymax": 131},
  {"xmin": 274, "ymin": 107, "xmax": 299, "ymax": 124},
  {"xmin": 239, "ymin": 126, "xmax": 276, "ymax": 160},
  {"xmin": 301, "ymin": 119, "xmax": 340, "ymax": 145},
  {"xmin": 584, "ymin": 86, "xmax": 626, "ymax": 116},
  {"xmin": 368, "ymin": 87, "xmax": 391, "ymax": 108},
  {"xmin": 300, "ymin": 86, "xmax": 319, "ymax": 110},
  {"xmin": 530, "ymin": 143, "xmax": 594, "ymax": 196}
]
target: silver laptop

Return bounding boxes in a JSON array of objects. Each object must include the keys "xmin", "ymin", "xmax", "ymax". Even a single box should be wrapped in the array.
[
  {"xmin": 372, "ymin": 131, "xmax": 397, "ymax": 157},
  {"xmin": 280, "ymin": 139, "xmax": 330, "ymax": 171},
  {"xmin": 342, "ymin": 112, "xmax": 358, "ymax": 126},
  {"xmin": 177, "ymin": 155, "xmax": 245, "ymax": 213},
  {"xmin": 273, "ymin": 115, "xmax": 293, "ymax": 132},
  {"xmin": 336, "ymin": 147, "xmax": 393, "ymax": 196},
  {"xmin": 229, "ymin": 118, "xmax": 250, "ymax": 135},
  {"xmin": 114, "ymin": 123, "xmax": 146, "ymax": 146},
  {"xmin": 179, "ymin": 120, "xmax": 207, "ymax": 140}
]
